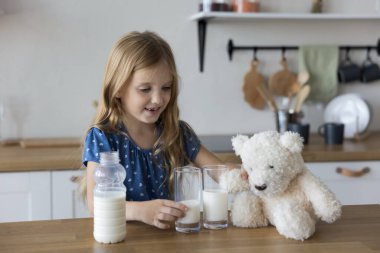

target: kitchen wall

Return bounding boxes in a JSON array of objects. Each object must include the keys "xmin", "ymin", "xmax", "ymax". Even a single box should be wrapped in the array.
[{"xmin": 0, "ymin": 0, "xmax": 379, "ymax": 139}]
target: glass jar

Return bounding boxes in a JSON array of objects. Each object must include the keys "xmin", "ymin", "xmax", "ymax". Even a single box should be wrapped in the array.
[{"xmin": 199, "ymin": 0, "xmax": 232, "ymax": 12}]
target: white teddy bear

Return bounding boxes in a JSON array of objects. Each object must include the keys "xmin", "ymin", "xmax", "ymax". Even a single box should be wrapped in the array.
[{"xmin": 222, "ymin": 131, "xmax": 342, "ymax": 241}]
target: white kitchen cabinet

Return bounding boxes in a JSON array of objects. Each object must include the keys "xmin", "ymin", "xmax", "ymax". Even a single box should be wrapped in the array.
[
  {"xmin": 0, "ymin": 170, "xmax": 89, "ymax": 222},
  {"xmin": 0, "ymin": 171, "xmax": 51, "ymax": 222},
  {"xmin": 51, "ymin": 170, "xmax": 89, "ymax": 219},
  {"xmin": 307, "ymin": 161, "xmax": 380, "ymax": 205}
]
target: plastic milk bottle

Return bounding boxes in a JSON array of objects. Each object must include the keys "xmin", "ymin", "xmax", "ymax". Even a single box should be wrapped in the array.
[{"xmin": 93, "ymin": 151, "xmax": 126, "ymax": 243}]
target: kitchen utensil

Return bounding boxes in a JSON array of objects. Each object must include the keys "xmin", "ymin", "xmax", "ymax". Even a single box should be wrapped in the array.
[
  {"xmin": 293, "ymin": 84, "xmax": 311, "ymax": 113},
  {"xmin": 297, "ymin": 71, "xmax": 310, "ymax": 86},
  {"xmin": 269, "ymin": 59, "xmax": 297, "ymax": 97},
  {"xmin": 255, "ymin": 82, "xmax": 278, "ymax": 112},
  {"xmin": 286, "ymin": 71, "xmax": 308, "ymax": 109},
  {"xmin": 242, "ymin": 59, "xmax": 266, "ymax": 110},
  {"xmin": 286, "ymin": 82, "xmax": 301, "ymax": 110},
  {"xmin": 324, "ymin": 94, "xmax": 371, "ymax": 138},
  {"xmin": 275, "ymin": 109, "xmax": 288, "ymax": 133}
]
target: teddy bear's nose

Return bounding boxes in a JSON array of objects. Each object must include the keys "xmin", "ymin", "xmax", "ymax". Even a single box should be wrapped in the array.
[{"xmin": 255, "ymin": 184, "xmax": 267, "ymax": 191}]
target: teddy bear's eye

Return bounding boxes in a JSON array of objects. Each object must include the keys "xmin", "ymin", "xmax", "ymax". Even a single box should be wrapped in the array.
[{"xmin": 268, "ymin": 165, "xmax": 274, "ymax": 169}]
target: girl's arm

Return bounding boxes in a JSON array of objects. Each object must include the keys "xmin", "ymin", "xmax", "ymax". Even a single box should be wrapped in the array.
[
  {"xmin": 86, "ymin": 161, "xmax": 187, "ymax": 229},
  {"xmin": 192, "ymin": 145, "xmax": 224, "ymax": 167},
  {"xmin": 193, "ymin": 145, "xmax": 248, "ymax": 179}
]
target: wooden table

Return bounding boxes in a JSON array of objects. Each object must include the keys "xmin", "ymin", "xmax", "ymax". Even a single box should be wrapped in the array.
[{"xmin": 1, "ymin": 205, "xmax": 379, "ymax": 253}]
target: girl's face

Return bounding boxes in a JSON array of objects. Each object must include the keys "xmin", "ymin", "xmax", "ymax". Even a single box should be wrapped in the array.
[{"xmin": 118, "ymin": 60, "xmax": 173, "ymax": 126}]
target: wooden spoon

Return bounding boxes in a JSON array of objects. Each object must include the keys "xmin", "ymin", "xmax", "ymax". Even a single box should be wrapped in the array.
[
  {"xmin": 287, "ymin": 71, "xmax": 309, "ymax": 110},
  {"xmin": 294, "ymin": 84, "xmax": 311, "ymax": 113},
  {"xmin": 256, "ymin": 82, "xmax": 278, "ymax": 112},
  {"xmin": 286, "ymin": 82, "xmax": 300, "ymax": 111},
  {"xmin": 297, "ymin": 71, "xmax": 310, "ymax": 86}
]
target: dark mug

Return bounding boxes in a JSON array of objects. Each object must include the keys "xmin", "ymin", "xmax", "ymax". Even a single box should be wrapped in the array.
[
  {"xmin": 318, "ymin": 123, "xmax": 344, "ymax": 145},
  {"xmin": 287, "ymin": 123, "xmax": 310, "ymax": 144},
  {"xmin": 361, "ymin": 62, "xmax": 380, "ymax": 83},
  {"xmin": 287, "ymin": 111, "xmax": 304, "ymax": 124},
  {"xmin": 338, "ymin": 61, "xmax": 361, "ymax": 83}
]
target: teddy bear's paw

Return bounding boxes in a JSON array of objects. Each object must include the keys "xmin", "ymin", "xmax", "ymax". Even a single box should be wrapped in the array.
[
  {"xmin": 231, "ymin": 192, "xmax": 268, "ymax": 228},
  {"xmin": 278, "ymin": 225, "xmax": 315, "ymax": 241},
  {"xmin": 273, "ymin": 208, "xmax": 316, "ymax": 241},
  {"xmin": 276, "ymin": 221, "xmax": 315, "ymax": 241},
  {"xmin": 320, "ymin": 200, "xmax": 342, "ymax": 223}
]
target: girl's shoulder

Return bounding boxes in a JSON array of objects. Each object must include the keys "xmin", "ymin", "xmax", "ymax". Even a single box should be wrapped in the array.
[
  {"xmin": 179, "ymin": 120, "xmax": 193, "ymax": 131},
  {"xmin": 86, "ymin": 126, "xmax": 113, "ymax": 139},
  {"xmin": 86, "ymin": 126, "xmax": 128, "ymax": 144},
  {"xmin": 179, "ymin": 120, "xmax": 197, "ymax": 137}
]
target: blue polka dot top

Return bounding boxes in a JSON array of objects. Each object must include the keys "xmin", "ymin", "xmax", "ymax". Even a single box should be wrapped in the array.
[{"xmin": 82, "ymin": 120, "xmax": 201, "ymax": 201}]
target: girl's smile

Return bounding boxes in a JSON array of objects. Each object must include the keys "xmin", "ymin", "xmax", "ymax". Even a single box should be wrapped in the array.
[
  {"xmin": 118, "ymin": 60, "xmax": 173, "ymax": 126},
  {"xmin": 144, "ymin": 106, "xmax": 162, "ymax": 116}
]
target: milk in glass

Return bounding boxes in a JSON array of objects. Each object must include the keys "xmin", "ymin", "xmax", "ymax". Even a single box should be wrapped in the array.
[
  {"xmin": 174, "ymin": 166, "xmax": 201, "ymax": 233},
  {"xmin": 202, "ymin": 165, "xmax": 228, "ymax": 229},
  {"xmin": 177, "ymin": 199, "xmax": 201, "ymax": 224},
  {"xmin": 202, "ymin": 190, "xmax": 228, "ymax": 221}
]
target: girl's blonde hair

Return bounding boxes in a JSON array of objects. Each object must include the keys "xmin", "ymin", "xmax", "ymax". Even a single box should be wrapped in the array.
[{"xmin": 80, "ymin": 31, "xmax": 187, "ymax": 199}]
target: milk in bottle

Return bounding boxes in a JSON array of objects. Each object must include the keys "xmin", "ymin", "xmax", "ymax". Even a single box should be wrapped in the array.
[{"xmin": 93, "ymin": 151, "xmax": 126, "ymax": 243}]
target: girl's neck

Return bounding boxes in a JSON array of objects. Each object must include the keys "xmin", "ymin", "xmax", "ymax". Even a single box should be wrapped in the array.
[{"xmin": 122, "ymin": 118, "xmax": 157, "ymax": 150}]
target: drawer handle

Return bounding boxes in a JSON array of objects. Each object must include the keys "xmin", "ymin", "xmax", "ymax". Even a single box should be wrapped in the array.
[
  {"xmin": 336, "ymin": 167, "xmax": 370, "ymax": 178},
  {"xmin": 70, "ymin": 176, "xmax": 81, "ymax": 183}
]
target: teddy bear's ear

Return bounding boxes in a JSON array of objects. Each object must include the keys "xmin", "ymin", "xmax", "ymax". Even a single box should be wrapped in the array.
[
  {"xmin": 231, "ymin": 135, "xmax": 249, "ymax": 156},
  {"xmin": 280, "ymin": 131, "xmax": 304, "ymax": 153}
]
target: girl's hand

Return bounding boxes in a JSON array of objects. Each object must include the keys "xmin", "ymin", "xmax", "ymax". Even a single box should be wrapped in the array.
[
  {"xmin": 137, "ymin": 199, "xmax": 188, "ymax": 229},
  {"xmin": 241, "ymin": 169, "xmax": 248, "ymax": 181},
  {"xmin": 226, "ymin": 163, "xmax": 248, "ymax": 181}
]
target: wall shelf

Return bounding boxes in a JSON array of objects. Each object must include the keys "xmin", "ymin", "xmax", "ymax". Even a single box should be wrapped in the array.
[
  {"xmin": 190, "ymin": 12, "xmax": 380, "ymax": 21},
  {"xmin": 190, "ymin": 12, "xmax": 380, "ymax": 72}
]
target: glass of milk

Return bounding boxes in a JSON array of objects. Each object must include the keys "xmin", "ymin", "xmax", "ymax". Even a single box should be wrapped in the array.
[
  {"xmin": 202, "ymin": 165, "xmax": 228, "ymax": 229},
  {"xmin": 174, "ymin": 166, "xmax": 202, "ymax": 233}
]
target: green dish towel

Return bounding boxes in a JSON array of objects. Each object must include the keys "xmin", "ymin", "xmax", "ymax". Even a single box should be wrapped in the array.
[{"xmin": 298, "ymin": 45, "xmax": 339, "ymax": 103}]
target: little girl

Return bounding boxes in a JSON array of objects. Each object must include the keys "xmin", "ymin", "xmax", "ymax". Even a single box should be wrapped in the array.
[{"xmin": 82, "ymin": 31, "xmax": 226, "ymax": 229}]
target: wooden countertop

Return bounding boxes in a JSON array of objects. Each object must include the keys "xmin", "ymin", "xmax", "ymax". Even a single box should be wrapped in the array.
[
  {"xmin": 0, "ymin": 205, "xmax": 379, "ymax": 253},
  {"xmin": 1, "ymin": 132, "xmax": 380, "ymax": 172},
  {"xmin": 218, "ymin": 132, "xmax": 380, "ymax": 164}
]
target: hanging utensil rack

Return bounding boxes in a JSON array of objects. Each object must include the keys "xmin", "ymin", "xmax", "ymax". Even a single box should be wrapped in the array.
[{"xmin": 227, "ymin": 38, "xmax": 380, "ymax": 61}]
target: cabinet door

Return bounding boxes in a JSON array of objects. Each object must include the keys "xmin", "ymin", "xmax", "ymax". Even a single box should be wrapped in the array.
[
  {"xmin": 52, "ymin": 170, "xmax": 89, "ymax": 219},
  {"xmin": 0, "ymin": 171, "xmax": 51, "ymax": 222},
  {"xmin": 307, "ymin": 161, "xmax": 380, "ymax": 205}
]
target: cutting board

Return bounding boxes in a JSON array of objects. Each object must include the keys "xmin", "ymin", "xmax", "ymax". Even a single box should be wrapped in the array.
[
  {"xmin": 269, "ymin": 59, "xmax": 297, "ymax": 97},
  {"xmin": 19, "ymin": 138, "xmax": 82, "ymax": 148},
  {"xmin": 242, "ymin": 60, "xmax": 266, "ymax": 110}
]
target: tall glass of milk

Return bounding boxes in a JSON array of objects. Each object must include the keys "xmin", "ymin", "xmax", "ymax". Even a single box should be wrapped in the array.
[
  {"xmin": 174, "ymin": 166, "xmax": 202, "ymax": 233},
  {"xmin": 202, "ymin": 165, "xmax": 228, "ymax": 229},
  {"xmin": 93, "ymin": 151, "xmax": 126, "ymax": 243}
]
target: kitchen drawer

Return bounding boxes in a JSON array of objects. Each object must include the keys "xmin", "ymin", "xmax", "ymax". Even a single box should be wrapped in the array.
[{"xmin": 306, "ymin": 161, "xmax": 380, "ymax": 205}]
